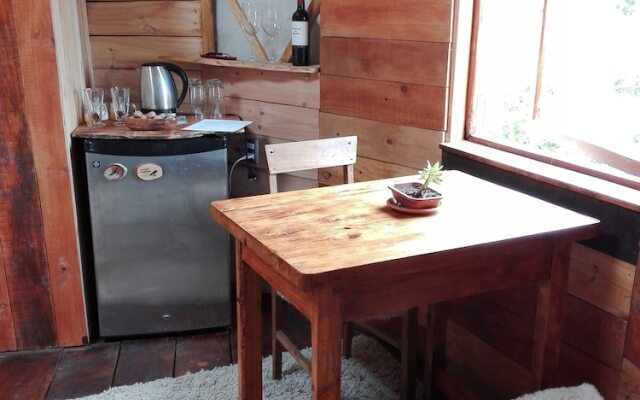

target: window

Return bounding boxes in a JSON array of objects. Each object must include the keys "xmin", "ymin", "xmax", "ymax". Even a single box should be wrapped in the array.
[{"xmin": 467, "ymin": 0, "xmax": 640, "ymax": 189}]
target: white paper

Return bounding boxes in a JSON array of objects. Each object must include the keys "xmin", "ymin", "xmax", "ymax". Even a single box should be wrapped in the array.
[{"xmin": 181, "ymin": 119, "xmax": 252, "ymax": 133}]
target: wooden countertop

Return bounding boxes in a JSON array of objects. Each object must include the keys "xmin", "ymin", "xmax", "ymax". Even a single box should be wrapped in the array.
[{"xmin": 72, "ymin": 116, "xmax": 242, "ymax": 140}]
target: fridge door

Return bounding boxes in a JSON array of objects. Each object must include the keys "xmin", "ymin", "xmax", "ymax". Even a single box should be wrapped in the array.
[{"xmin": 84, "ymin": 137, "xmax": 230, "ymax": 337}]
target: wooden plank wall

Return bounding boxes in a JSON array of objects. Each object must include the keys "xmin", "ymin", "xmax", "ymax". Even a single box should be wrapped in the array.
[
  {"xmin": 87, "ymin": 0, "xmax": 215, "ymax": 108},
  {"xmin": 319, "ymin": 0, "xmax": 449, "ymax": 183},
  {"xmin": 0, "ymin": 0, "xmax": 86, "ymax": 351},
  {"xmin": 200, "ymin": 66, "xmax": 321, "ymax": 197}
]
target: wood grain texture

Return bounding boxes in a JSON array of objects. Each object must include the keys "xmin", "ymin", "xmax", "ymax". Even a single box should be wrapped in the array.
[
  {"xmin": 265, "ymin": 136, "xmax": 357, "ymax": 175},
  {"xmin": 321, "ymin": 75, "xmax": 447, "ymax": 131},
  {"xmin": 88, "ymin": 1, "xmax": 201, "ymax": 36},
  {"xmin": 202, "ymin": 66, "xmax": 320, "ymax": 108},
  {"xmin": 226, "ymin": 97, "xmax": 319, "ymax": 141},
  {"xmin": 321, "ymin": 37, "xmax": 449, "ymax": 87},
  {"xmin": 618, "ymin": 358, "xmax": 640, "ymax": 400},
  {"xmin": 91, "ymin": 36, "xmax": 202, "ymax": 69},
  {"xmin": 0, "ymin": 349, "xmax": 60, "ymax": 400},
  {"xmin": 0, "ymin": 244, "xmax": 16, "ymax": 350},
  {"xmin": 1, "ymin": 0, "xmax": 56, "ymax": 350},
  {"xmin": 568, "ymin": 243, "xmax": 635, "ymax": 319},
  {"xmin": 310, "ymin": 288, "xmax": 343, "ymax": 400},
  {"xmin": 562, "ymin": 294, "xmax": 627, "ymax": 370},
  {"xmin": 445, "ymin": 320, "xmax": 532, "ymax": 399},
  {"xmin": 319, "ymin": 156, "xmax": 417, "ymax": 186},
  {"xmin": 624, "ymin": 253, "xmax": 640, "ymax": 367},
  {"xmin": 15, "ymin": 0, "xmax": 86, "ymax": 347},
  {"xmin": 320, "ymin": 112, "xmax": 443, "ymax": 169},
  {"xmin": 200, "ymin": 0, "xmax": 215, "ymax": 53},
  {"xmin": 449, "ymin": 295, "xmax": 534, "ymax": 369},
  {"xmin": 321, "ymin": 0, "xmax": 452, "ymax": 42},
  {"xmin": 557, "ymin": 344, "xmax": 619, "ymax": 400},
  {"xmin": 174, "ymin": 331, "xmax": 233, "ymax": 376},
  {"xmin": 46, "ymin": 344, "xmax": 119, "ymax": 400},
  {"xmin": 113, "ymin": 337, "xmax": 176, "ymax": 386}
]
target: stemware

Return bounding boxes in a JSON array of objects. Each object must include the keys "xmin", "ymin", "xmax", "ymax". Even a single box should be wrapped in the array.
[
  {"xmin": 241, "ymin": 1, "xmax": 262, "ymax": 61},
  {"xmin": 261, "ymin": 3, "xmax": 282, "ymax": 63}
]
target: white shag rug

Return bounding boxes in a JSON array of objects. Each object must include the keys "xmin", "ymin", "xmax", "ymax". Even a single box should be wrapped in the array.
[
  {"xmin": 69, "ymin": 336, "xmax": 404, "ymax": 400},
  {"xmin": 512, "ymin": 383, "xmax": 604, "ymax": 400},
  {"xmin": 69, "ymin": 335, "xmax": 604, "ymax": 400}
]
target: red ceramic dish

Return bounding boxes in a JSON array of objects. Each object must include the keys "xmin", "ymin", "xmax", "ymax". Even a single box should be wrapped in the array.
[{"xmin": 388, "ymin": 182, "xmax": 443, "ymax": 209}]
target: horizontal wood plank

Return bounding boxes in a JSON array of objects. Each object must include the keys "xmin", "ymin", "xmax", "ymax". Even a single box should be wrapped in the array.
[
  {"xmin": 321, "ymin": 37, "xmax": 449, "ymax": 87},
  {"xmin": 558, "ymin": 344, "xmax": 620, "ymax": 400},
  {"xmin": 202, "ymin": 66, "xmax": 320, "ymax": 109},
  {"xmin": 91, "ymin": 36, "xmax": 202, "ymax": 69},
  {"xmin": 449, "ymin": 295, "xmax": 534, "ymax": 369},
  {"xmin": 446, "ymin": 320, "xmax": 532, "ymax": 399},
  {"xmin": 562, "ymin": 295, "xmax": 627, "ymax": 370},
  {"xmin": 618, "ymin": 358, "xmax": 640, "ymax": 400},
  {"xmin": 319, "ymin": 156, "xmax": 418, "ymax": 185},
  {"xmin": 321, "ymin": 75, "xmax": 447, "ymax": 131},
  {"xmin": 226, "ymin": 98, "xmax": 319, "ymax": 141},
  {"xmin": 88, "ymin": 1, "xmax": 201, "ymax": 36},
  {"xmin": 230, "ymin": 164, "xmax": 316, "ymax": 198},
  {"xmin": 321, "ymin": 0, "xmax": 452, "ymax": 42},
  {"xmin": 568, "ymin": 243, "xmax": 635, "ymax": 319},
  {"xmin": 319, "ymin": 112, "xmax": 443, "ymax": 169}
]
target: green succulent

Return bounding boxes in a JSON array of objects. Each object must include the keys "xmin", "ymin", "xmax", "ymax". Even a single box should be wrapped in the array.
[{"xmin": 418, "ymin": 161, "xmax": 444, "ymax": 196}]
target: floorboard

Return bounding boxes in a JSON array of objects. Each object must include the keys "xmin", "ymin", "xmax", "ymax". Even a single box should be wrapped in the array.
[
  {"xmin": 0, "ymin": 349, "xmax": 60, "ymax": 400},
  {"xmin": 112, "ymin": 336, "xmax": 176, "ymax": 387},
  {"xmin": 45, "ymin": 343, "xmax": 119, "ymax": 400},
  {"xmin": 174, "ymin": 330, "xmax": 232, "ymax": 377}
]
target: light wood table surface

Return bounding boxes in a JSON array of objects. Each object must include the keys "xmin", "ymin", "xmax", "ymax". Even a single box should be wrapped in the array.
[{"xmin": 210, "ymin": 171, "xmax": 599, "ymax": 400}]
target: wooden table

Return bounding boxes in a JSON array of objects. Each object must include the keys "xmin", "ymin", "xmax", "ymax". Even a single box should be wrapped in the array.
[{"xmin": 210, "ymin": 171, "xmax": 599, "ymax": 400}]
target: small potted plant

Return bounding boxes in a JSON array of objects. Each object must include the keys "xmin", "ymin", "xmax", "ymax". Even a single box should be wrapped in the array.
[{"xmin": 388, "ymin": 161, "xmax": 444, "ymax": 209}]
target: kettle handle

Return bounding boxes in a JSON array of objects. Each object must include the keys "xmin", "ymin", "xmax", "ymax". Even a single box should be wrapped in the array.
[{"xmin": 162, "ymin": 62, "xmax": 189, "ymax": 109}]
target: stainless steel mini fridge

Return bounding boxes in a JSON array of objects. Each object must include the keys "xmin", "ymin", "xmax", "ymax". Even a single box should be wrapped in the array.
[{"xmin": 82, "ymin": 136, "xmax": 230, "ymax": 337}]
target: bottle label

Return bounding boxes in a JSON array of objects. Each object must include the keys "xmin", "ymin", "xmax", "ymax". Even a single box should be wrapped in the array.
[{"xmin": 292, "ymin": 21, "xmax": 309, "ymax": 46}]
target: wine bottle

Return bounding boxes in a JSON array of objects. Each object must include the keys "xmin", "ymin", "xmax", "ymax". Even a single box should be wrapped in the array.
[{"xmin": 291, "ymin": 0, "xmax": 310, "ymax": 66}]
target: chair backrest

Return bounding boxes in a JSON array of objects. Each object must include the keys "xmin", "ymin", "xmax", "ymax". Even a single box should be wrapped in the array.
[{"xmin": 264, "ymin": 136, "xmax": 358, "ymax": 194}]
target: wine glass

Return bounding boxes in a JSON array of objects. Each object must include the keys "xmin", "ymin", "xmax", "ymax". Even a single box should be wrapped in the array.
[
  {"xmin": 241, "ymin": 1, "xmax": 261, "ymax": 61},
  {"xmin": 261, "ymin": 3, "xmax": 282, "ymax": 63}
]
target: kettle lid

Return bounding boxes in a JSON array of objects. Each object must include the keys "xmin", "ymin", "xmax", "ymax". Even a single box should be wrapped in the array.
[{"xmin": 142, "ymin": 61, "xmax": 169, "ymax": 67}]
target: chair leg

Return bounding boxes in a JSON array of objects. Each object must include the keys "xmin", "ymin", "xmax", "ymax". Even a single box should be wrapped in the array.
[
  {"xmin": 342, "ymin": 322, "xmax": 353, "ymax": 359},
  {"xmin": 271, "ymin": 288, "xmax": 283, "ymax": 379},
  {"xmin": 400, "ymin": 308, "xmax": 418, "ymax": 400}
]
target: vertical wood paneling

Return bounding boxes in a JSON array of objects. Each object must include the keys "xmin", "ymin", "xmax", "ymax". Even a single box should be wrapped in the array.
[
  {"xmin": 0, "ymin": 244, "xmax": 16, "ymax": 350},
  {"xmin": 15, "ymin": 0, "xmax": 86, "ymax": 347},
  {"xmin": 0, "ymin": 0, "xmax": 57, "ymax": 350}
]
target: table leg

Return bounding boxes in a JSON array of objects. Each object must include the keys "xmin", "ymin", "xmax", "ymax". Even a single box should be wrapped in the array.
[
  {"xmin": 311, "ymin": 289, "xmax": 343, "ymax": 400},
  {"xmin": 423, "ymin": 303, "xmax": 448, "ymax": 400},
  {"xmin": 531, "ymin": 241, "xmax": 572, "ymax": 390},
  {"xmin": 235, "ymin": 242, "xmax": 263, "ymax": 400}
]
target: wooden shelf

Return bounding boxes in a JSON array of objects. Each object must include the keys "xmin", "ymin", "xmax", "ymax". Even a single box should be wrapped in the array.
[{"xmin": 163, "ymin": 55, "xmax": 320, "ymax": 74}]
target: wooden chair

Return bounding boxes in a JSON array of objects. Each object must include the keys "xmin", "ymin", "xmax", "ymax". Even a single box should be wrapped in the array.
[{"xmin": 265, "ymin": 136, "xmax": 418, "ymax": 399}]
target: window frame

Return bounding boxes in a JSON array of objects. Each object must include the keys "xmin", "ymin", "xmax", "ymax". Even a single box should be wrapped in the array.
[{"xmin": 457, "ymin": 0, "xmax": 640, "ymax": 191}]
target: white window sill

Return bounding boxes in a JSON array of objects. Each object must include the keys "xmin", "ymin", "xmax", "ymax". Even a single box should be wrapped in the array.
[{"xmin": 441, "ymin": 141, "xmax": 640, "ymax": 213}]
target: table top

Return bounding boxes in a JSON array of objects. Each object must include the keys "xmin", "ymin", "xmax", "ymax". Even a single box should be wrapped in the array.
[{"xmin": 211, "ymin": 171, "xmax": 599, "ymax": 287}]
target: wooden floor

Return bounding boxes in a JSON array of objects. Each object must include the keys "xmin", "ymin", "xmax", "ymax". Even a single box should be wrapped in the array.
[{"xmin": 0, "ymin": 297, "xmax": 312, "ymax": 400}]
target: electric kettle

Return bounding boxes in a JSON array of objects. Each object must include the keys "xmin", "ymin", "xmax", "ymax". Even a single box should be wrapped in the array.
[{"xmin": 139, "ymin": 62, "xmax": 189, "ymax": 113}]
